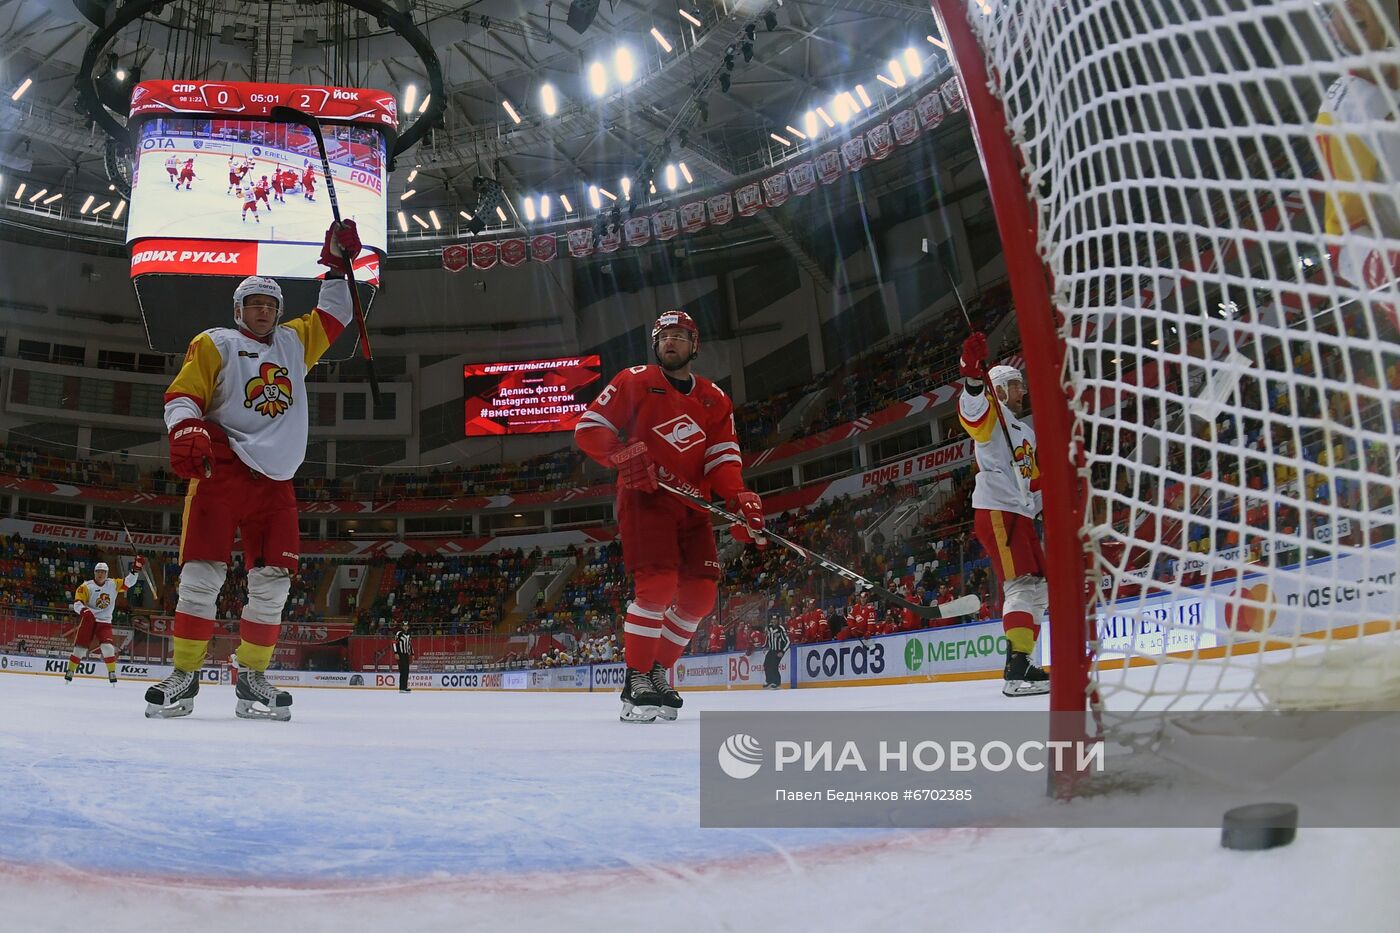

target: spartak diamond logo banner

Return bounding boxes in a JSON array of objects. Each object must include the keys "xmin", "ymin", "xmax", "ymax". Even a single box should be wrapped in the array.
[
  {"xmin": 470, "ymin": 241, "xmax": 498, "ymax": 270},
  {"xmin": 498, "ymin": 238, "xmax": 528, "ymax": 267},
  {"xmin": 530, "ymin": 234, "xmax": 558, "ymax": 263},
  {"xmin": 442, "ymin": 244, "xmax": 469, "ymax": 272}
]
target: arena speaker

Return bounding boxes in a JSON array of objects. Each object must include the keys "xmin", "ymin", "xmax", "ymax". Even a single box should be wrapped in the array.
[{"xmin": 567, "ymin": 0, "xmax": 600, "ymax": 35}]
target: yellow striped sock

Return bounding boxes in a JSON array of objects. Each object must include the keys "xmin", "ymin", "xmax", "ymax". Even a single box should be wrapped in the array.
[
  {"xmin": 235, "ymin": 641, "xmax": 274, "ymax": 672},
  {"xmin": 1006, "ymin": 626, "xmax": 1037, "ymax": 656},
  {"xmin": 172, "ymin": 636, "xmax": 209, "ymax": 672}
]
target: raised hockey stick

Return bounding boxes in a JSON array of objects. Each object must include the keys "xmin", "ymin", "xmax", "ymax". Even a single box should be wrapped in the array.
[
  {"xmin": 269, "ymin": 105, "xmax": 382, "ymax": 405},
  {"xmin": 116, "ymin": 512, "xmax": 159, "ymax": 599},
  {"xmin": 657, "ymin": 481, "xmax": 980, "ymax": 621}
]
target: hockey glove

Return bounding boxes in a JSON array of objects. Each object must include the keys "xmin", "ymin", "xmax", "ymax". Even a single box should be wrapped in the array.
[
  {"xmin": 132, "ymin": 555, "xmax": 146, "ymax": 573},
  {"xmin": 319, "ymin": 219, "xmax": 362, "ymax": 274},
  {"xmin": 728, "ymin": 491, "xmax": 768, "ymax": 547},
  {"xmin": 609, "ymin": 441, "xmax": 658, "ymax": 493},
  {"xmin": 169, "ymin": 418, "xmax": 214, "ymax": 480},
  {"xmin": 959, "ymin": 331, "xmax": 989, "ymax": 383}
]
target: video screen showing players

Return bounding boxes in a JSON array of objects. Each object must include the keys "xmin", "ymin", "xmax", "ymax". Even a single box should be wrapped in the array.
[
  {"xmin": 126, "ymin": 116, "xmax": 387, "ymax": 254},
  {"xmin": 464, "ymin": 356, "xmax": 603, "ymax": 436}
]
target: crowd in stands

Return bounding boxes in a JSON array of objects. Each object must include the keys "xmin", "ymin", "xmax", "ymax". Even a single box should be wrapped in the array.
[
  {"xmin": 355, "ymin": 549, "xmax": 534, "ymax": 637},
  {"xmin": 533, "ymin": 633, "xmax": 619, "ymax": 668},
  {"xmin": 0, "ymin": 534, "xmax": 106, "ymax": 620}
]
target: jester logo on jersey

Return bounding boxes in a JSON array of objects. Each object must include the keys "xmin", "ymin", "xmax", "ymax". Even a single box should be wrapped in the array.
[
  {"xmin": 244, "ymin": 362, "xmax": 294, "ymax": 418},
  {"xmin": 1012, "ymin": 438, "xmax": 1037, "ymax": 480},
  {"xmin": 95, "ymin": 592, "xmax": 111, "ymax": 609}
]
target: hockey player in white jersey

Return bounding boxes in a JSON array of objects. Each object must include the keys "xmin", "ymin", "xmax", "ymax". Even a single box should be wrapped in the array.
[
  {"xmin": 65, "ymin": 558, "xmax": 144, "ymax": 685},
  {"xmin": 1314, "ymin": 0, "xmax": 1400, "ymax": 333},
  {"xmin": 144, "ymin": 219, "xmax": 361, "ymax": 720},
  {"xmin": 958, "ymin": 331, "xmax": 1049, "ymax": 697}
]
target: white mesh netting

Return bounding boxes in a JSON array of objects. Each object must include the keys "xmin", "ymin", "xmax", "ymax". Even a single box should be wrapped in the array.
[{"xmin": 959, "ymin": 0, "xmax": 1400, "ymax": 721}]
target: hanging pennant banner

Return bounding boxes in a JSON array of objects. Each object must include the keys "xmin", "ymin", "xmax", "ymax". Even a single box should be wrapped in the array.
[
  {"xmin": 442, "ymin": 244, "xmax": 470, "ymax": 272},
  {"xmin": 762, "ymin": 172, "xmax": 791, "ymax": 207},
  {"xmin": 842, "ymin": 136, "xmax": 869, "ymax": 172},
  {"xmin": 567, "ymin": 228, "xmax": 595, "ymax": 258},
  {"xmin": 531, "ymin": 234, "xmax": 558, "ymax": 263},
  {"xmin": 891, "ymin": 108, "xmax": 921, "ymax": 146},
  {"xmin": 866, "ymin": 122, "xmax": 894, "ymax": 161},
  {"xmin": 788, "ymin": 160, "xmax": 818, "ymax": 196},
  {"xmin": 940, "ymin": 77, "xmax": 965, "ymax": 112},
  {"xmin": 652, "ymin": 209, "xmax": 680, "ymax": 241},
  {"xmin": 735, "ymin": 182, "xmax": 763, "ymax": 217},
  {"xmin": 624, "ymin": 216, "xmax": 652, "ymax": 247},
  {"xmin": 598, "ymin": 226, "xmax": 622, "ymax": 253},
  {"xmin": 708, "ymin": 192, "xmax": 735, "ymax": 226},
  {"xmin": 680, "ymin": 200, "xmax": 708, "ymax": 233},
  {"xmin": 917, "ymin": 90, "xmax": 945, "ymax": 128},
  {"xmin": 815, "ymin": 149, "xmax": 844, "ymax": 185},
  {"xmin": 498, "ymin": 238, "xmax": 528, "ymax": 267},
  {"xmin": 471, "ymin": 241, "xmax": 498, "ymax": 270}
]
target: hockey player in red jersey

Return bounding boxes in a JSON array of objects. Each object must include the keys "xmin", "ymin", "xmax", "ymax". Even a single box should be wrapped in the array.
[
  {"xmin": 178, "ymin": 159, "xmax": 196, "ymax": 190},
  {"xmin": 270, "ymin": 168, "xmax": 285, "ymax": 203},
  {"xmin": 302, "ymin": 163, "xmax": 317, "ymax": 201},
  {"xmin": 65, "ymin": 558, "xmax": 144, "ymax": 684},
  {"xmin": 575, "ymin": 310, "xmax": 766, "ymax": 722},
  {"xmin": 143, "ymin": 220, "xmax": 361, "ymax": 721},
  {"xmin": 254, "ymin": 175, "xmax": 272, "ymax": 213}
]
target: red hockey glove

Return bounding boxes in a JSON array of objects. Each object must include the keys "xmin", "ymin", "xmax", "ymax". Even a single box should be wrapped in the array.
[
  {"xmin": 77, "ymin": 607, "xmax": 95, "ymax": 624},
  {"xmin": 169, "ymin": 418, "xmax": 214, "ymax": 480},
  {"xmin": 959, "ymin": 331, "xmax": 989, "ymax": 382},
  {"xmin": 728, "ymin": 491, "xmax": 767, "ymax": 547},
  {"xmin": 319, "ymin": 219, "xmax": 362, "ymax": 273},
  {"xmin": 1029, "ymin": 476, "xmax": 1043, "ymax": 494},
  {"xmin": 608, "ymin": 441, "xmax": 657, "ymax": 493},
  {"xmin": 132, "ymin": 555, "xmax": 146, "ymax": 573}
]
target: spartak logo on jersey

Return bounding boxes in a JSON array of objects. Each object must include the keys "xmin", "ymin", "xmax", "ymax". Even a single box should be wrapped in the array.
[
  {"xmin": 244, "ymin": 361, "xmax": 294, "ymax": 418},
  {"xmin": 653, "ymin": 414, "xmax": 706, "ymax": 453}
]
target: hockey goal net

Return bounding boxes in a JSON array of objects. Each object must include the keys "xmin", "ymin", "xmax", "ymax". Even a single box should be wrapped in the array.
[{"xmin": 930, "ymin": 0, "xmax": 1400, "ymax": 737}]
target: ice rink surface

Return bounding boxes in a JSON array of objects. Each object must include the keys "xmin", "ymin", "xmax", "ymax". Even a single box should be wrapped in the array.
[{"xmin": 1, "ymin": 672, "xmax": 1395, "ymax": 932}]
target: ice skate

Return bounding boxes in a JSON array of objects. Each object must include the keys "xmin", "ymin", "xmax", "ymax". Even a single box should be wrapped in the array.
[
  {"xmin": 144, "ymin": 668, "xmax": 200, "ymax": 718},
  {"xmin": 649, "ymin": 662, "xmax": 683, "ymax": 721},
  {"xmin": 1003, "ymin": 650, "xmax": 1050, "ymax": 697},
  {"xmin": 108, "ymin": 671, "xmax": 118, "ymax": 685},
  {"xmin": 619, "ymin": 667, "xmax": 661, "ymax": 723},
  {"xmin": 235, "ymin": 668, "xmax": 292, "ymax": 721},
  {"xmin": 64, "ymin": 669, "xmax": 73, "ymax": 683}
]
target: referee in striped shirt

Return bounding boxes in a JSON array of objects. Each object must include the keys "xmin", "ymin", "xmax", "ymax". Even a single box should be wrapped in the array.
[
  {"xmin": 763, "ymin": 617, "xmax": 790, "ymax": 689},
  {"xmin": 393, "ymin": 621, "xmax": 412, "ymax": 693}
]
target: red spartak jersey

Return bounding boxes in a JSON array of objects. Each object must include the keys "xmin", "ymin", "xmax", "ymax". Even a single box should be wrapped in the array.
[{"xmin": 575, "ymin": 364, "xmax": 745, "ymax": 500}]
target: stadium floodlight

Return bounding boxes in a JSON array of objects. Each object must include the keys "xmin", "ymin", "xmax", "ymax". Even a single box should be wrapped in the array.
[
  {"xmin": 587, "ymin": 61, "xmax": 608, "ymax": 96},
  {"xmin": 855, "ymin": 84, "xmax": 872, "ymax": 108},
  {"xmin": 904, "ymin": 47, "xmax": 923, "ymax": 78},
  {"xmin": 678, "ymin": 162, "xmax": 692, "ymax": 184},
  {"xmin": 28, "ymin": 188, "xmax": 46, "ymax": 203},
  {"xmin": 11, "ymin": 77, "xmax": 32, "ymax": 101},
  {"xmin": 650, "ymin": 28, "xmax": 672, "ymax": 53},
  {"xmin": 502, "ymin": 99, "xmax": 522, "ymax": 124},
  {"xmin": 770, "ymin": 132, "xmax": 792, "ymax": 146},
  {"xmin": 540, "ymin": 83, "xmax": 558, "ymax": 115},
  {"xmin": 927, "ymin": 33, "xmax": 947, "ymax": 50},
  {"xmin": 876, "ymin": 74, "xmax": 899, "ymax": 89},
  {"xmin": 412, "ymin": 214, "xmax": 428, "ymax": 229},
  {"xmin": 615, "ymin": 46, "xmax": 636, "ymax": 84},
  {"xmin": 832, "ymin": 95, "xmax": 853, "ymax": 123},
  {"xmin": 679, "ymin": 9, "xmax": 702, "ymax": 28},
  {"xmin": 540, "ymin": 195, "xmax": 552, "ymax": 219},
  {"xmin": 459, "ymin": 210, "xmax": 473, "ymax": 220},
  {"xmin": 665, "ymin": 164, "xmax": 678, "ymax": 190},
  {"xmin": 815, "ymin": 107, "xmax": 835, "ymax": 128},
  {"xmin": 495, "ymin": 205, "xmax": 508, "ymax": 223},
  {"xmin": 403, "ymin": 84, "xmax": 418, "ymax": 115},
  {"xmin": 559, "ymin": 194, "xmax": 573, "ymax": 213},
  {"xmin": 111, "ymin": 200, "xmax": 125, "ymax": 220},
  {"xmin": 649, "ymin": 181, "xmax": 657, "ymax": 195},
  {"xmin": 80, "ymin": 195, "xmax": 95, "ymax": 214},
  {"xmin": 888, "ymin": 59, "xmax": 907, "ymax": 87},
  {"xmin": 785, "ymin": 124, "xmax": 807, "ymax": 140},
  {"xmin": 803, "ymin": 110, "xmax": 820, "ymax": 138},
  {"xmin": 428, "ymin": 209, "xmax": 441, "ymax": 230},
  {"xmin": 620, "ymin": 176, "xmax": 632, "ymax": 198},
  {"xmin": 397, "ymin": 212, "xmax": 408, "ymax": 232},
  {"xmin": 523, "ymin": 197, "xmax": 536, "ymax": 221},
  {"xmin": 13, "ymin": 183, "xmax": 24, "ymax": 200},
  {"xmin": 115, "ymin": 69, "xmax": 127, "ymax": 81},
  {"xmin": 406, "ymin": 168, "xmax": 418, "ymax": 183},
  {"xmin": 401, "ymin": 189, "xmax": 417, "ymax": 201},
  {"xmin": 419, "ymin": 94, "xmax": 431, "ymax": 114},
  {"xmin": 93, "ymin": 201, "xmax": 111, "ymax": 214},
  {"xmin": 599, "ymin": 187, "xmax": 617, "ymax": 201},
  {"xmin": 42, "ymin": 192, "xmax": 61, "ymax": 204},
  {"xmin": 588, "ymin": 185, "xmax": 601, "ymax": 210}
]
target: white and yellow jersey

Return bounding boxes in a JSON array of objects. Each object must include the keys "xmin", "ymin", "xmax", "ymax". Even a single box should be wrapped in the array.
[
  {"xmin": 73, "ymin": 573, "xmax": 137, "ymax": 622},
  {"xmin": 1315, "ymin": 73, "xmax": 1400, "ymax": 286},
  {"xmin": 163, "ymin": 278, "xmax": 353, "ymax": 481},
  {"xmin": 958, "ymin": 386, "xmax": 1041, "ymax": 519}
]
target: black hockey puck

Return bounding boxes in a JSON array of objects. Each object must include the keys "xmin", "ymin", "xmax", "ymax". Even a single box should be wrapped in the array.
[{"xmin": 1221, "ymin": 802, "xmax": 1298, "ymax": 851}]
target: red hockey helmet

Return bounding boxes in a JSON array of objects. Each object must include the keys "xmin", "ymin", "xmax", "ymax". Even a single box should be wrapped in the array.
[{"xmin": 651, "ymin": 309, "xmax": 700, "ymax": 363}]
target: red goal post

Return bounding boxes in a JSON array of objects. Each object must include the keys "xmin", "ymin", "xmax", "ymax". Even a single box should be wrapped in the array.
[{"xmin": 930, "ymin": 0, "xmax": 1400, "ymax": 765}]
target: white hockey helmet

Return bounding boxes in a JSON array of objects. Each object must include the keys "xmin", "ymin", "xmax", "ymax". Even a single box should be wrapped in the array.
[
  {"xmin": 988, "ymin": 364, "xmax": 1024, "ymax": 390},
  {"xmin": 233, "ymin": 275, "xmax": 283, "ymax": 328},
  {"xmin": 1317, "ymin": 1, "xmax": 1398, "ymax": 55},
  {"xmin": 94, "ymin": 561, "xmax": 109, "ymax": 574}
]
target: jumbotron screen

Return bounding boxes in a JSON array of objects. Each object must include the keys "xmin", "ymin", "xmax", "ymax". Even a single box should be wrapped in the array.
[{"xmin": 463, "ymin": 356, "xmax": 603, "ymax": 436}]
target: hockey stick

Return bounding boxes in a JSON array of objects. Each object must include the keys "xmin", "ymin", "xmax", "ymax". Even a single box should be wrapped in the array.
[
  {"xmin": 657, "ymin": 481, "xmax": 980, "ymax": 621},
  {"xmin": 116, "ymin": 512, "xmax": 159, "ymax": 599},
  {"xmin": 269, "ymin": 105, "xmax": 382, "ymax": 405}
]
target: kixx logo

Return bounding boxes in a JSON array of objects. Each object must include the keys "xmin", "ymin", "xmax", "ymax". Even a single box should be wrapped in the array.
[
  {"xmin": 717, "ymin": 733, "xmax": 764, "ymax": 779},
  {"xmin": 244, "ymin": 362, "xmax": 293, "ymax": 418}
]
